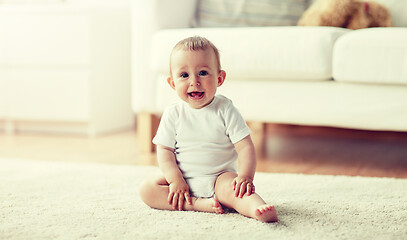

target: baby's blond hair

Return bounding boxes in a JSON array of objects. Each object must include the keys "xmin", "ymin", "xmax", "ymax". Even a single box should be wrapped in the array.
[{"xmin": 170, "ymin": 36, "xmax": 221, "ymax": 75}]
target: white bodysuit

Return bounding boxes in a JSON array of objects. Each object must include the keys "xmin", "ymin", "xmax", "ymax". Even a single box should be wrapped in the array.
[{"xmin": 153, "ymin": 95, "xmax": 251, "ymax": 198}]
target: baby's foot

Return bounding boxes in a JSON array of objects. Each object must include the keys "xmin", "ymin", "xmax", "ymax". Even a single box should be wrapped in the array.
[
  {"xmin": 211, "ymin": 198, "xmax": 224, "ymax": 214},
  {"xmin": 194, "ymin": 198, "xmax": 224, "ymax": 214},
  {"xmin": 254, "ymin": 205, "xmax": 278, "ymax": 222}
]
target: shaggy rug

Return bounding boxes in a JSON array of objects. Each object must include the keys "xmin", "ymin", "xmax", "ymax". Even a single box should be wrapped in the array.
[{"xmin": 0, "ymin": 158, "xmax": 406, "ymax": 240}]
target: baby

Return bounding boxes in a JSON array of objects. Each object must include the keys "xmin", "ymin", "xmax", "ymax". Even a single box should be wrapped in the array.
[{"xmin": 139, "ymin": 36, "xmax": 278, "ymax": 223}]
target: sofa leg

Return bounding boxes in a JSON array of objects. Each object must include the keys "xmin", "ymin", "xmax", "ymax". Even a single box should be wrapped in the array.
[
  {"xmin": 247, "ymin": 121, "xmax": 266, "ymax": 159},
  {"xmin": 137, "ymin": 112, "xmax": 160, "ymax": 153}
]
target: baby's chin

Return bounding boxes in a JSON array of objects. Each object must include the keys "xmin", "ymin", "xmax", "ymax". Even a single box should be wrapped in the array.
[{"xmin": 186, "ymin": 97, "xmax": 215, "ymax": 109}]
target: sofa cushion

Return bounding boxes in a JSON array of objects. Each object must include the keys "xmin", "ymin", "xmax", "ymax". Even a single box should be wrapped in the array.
[
  {"xmin": 333, "ymin": 28, "xmax": 407, "ymax": 86},
  {"xmin": 154, "ymin": 76, "xmax": 407, "ymax": 131},
  {"xmin": 151, "ymin": 26, "xmax": 349, "ymax": 81},
  {"xmin": 194, "ymin": 0, "xmax": 309, "ymax": 27}
]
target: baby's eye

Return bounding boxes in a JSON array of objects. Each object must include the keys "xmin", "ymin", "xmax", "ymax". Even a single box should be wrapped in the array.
[
  {"xmin": 199, "ymin": 70, "xmax": 208, "ymax": 76},
  {"xmin": 180, "ymin": 72, "xmax": 189, "ymax": 78}
]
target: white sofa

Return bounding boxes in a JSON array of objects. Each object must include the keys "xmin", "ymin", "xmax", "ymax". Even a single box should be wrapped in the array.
[{"xmin": 132, "ymin": 0, "xmax": 407, "ymax": 152}]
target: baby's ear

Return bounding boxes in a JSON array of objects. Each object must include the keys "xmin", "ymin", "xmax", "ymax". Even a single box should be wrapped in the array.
[
  {"xmin": 167, "ymin": 77, "xmax": 175, "ymax": 89},
  {"xmin": 217, "ymin": 70, "xmax": 226, "ymax": 87}
]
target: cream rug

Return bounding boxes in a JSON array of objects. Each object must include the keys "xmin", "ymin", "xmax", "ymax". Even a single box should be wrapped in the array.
[{"xmin": 1, "ymin": 158, "xmax": 406, "ymax": 240}]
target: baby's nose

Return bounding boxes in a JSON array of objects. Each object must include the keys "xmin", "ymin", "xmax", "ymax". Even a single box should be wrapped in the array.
[
  {"xmin": 190, "ymin": 82, "xmax": 201, "ymax": 86},
  {"xmin": 189, "ymin": 77, "xmax": 201, "ymax": 86}
]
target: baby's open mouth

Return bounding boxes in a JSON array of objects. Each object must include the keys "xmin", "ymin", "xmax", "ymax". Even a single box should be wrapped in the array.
[{"xmin": 188, "ymin": 91, "xmax": 204, "ymax": 99}]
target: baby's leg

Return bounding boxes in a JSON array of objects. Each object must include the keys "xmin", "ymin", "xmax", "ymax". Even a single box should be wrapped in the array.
[
  {"xmin": 214, "ymin": 172, "xmax": 278, "ymax": 222},
  {"xmin": 139, "ymin": 176, "xmax": 223, "ymax": 213}
]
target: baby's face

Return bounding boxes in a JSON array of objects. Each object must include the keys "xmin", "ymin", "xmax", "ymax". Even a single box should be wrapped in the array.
[{"xmin": 168, "ymin": 49, "xmax": 225, "ymax": 109}]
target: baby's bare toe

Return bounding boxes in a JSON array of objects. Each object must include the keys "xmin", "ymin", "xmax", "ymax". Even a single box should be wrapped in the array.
[
  {"xmin": 255, "ymin": 205, "xmax": 278, "ymax": 223},
  {"xmin": 212, "ymin": 199, "xmax": 224, "ymax": 214}
]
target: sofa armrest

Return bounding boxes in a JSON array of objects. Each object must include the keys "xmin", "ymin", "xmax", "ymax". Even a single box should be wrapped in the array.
[{"xmin": 131, "ymin": 0, "xmax": 197, "ymax": 113}]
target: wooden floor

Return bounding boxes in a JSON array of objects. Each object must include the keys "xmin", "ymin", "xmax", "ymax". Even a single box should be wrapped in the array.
[{"xmin": 1, "ymin": 124, "xmax": 407, "ymax": 178}]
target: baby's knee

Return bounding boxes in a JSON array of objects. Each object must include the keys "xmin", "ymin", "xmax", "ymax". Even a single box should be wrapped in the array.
[
  {"xmin": 139, "ymin": 180, "xmax": 155, "ymax": 205},
  {"xmin": 215, "ymin": 172, "xmax": 237, "ymax": 198},
  {"xmin": 219, "ymin": 183, "xmax": 235, "ymax": 198}
]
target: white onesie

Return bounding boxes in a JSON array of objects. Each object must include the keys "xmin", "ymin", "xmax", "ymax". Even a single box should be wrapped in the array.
[{"xmin": 153, "ymin": 95, "xmax": 251, "ymax": 198}]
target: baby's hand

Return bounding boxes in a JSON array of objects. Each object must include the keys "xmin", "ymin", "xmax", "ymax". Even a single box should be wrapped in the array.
[
  {"xmin": 168, "ymin": 180, "xmax": 192, "ymax": 210},
  {"xmin": 232, "ymin": 175, "xmax": 255, "ymax": 198}
]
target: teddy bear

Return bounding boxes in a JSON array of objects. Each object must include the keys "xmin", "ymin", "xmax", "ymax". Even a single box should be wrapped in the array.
[{"xmin": 297, "ymin": 0, "xmax": 393, "ymax": 29}]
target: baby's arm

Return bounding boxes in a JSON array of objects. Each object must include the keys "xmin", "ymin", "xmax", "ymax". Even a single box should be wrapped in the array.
[
  {"xmin": 156, "ymin": 145, "xmax": 192, "ymax": 210},
  {"xmin": 233, "ymin": 135, "xmax": 257, "ymax": 198}
]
